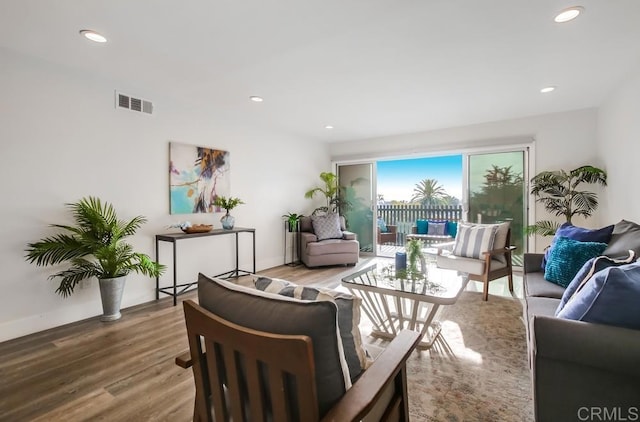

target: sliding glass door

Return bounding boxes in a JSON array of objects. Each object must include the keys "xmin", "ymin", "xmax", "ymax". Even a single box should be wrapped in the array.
[
  {"xmin": 337, "ymin": 163, "xmax": 375, "ymax": 254},
  {"xmin": 466, "ymin": 150, "xmax": 527, "ymax": 264}
]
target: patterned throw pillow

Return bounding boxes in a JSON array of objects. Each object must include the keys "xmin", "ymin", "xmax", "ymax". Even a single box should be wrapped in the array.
[
  {"xmin": 253, "ymin": 276, "xmax": 292, "ymax": 293},
  {"xmin": 253, "ymin": 276, "xmax": 369, "ymax": 382},
  {"xmin": 542, "ymin": 222, "xmax": 614, "ymax": 269},
  {"xmin": 452, "ymin": 223, "xmax": 499, "ymax": 259},
  {"xmin": 427, "ymin": 222, "xmax": 446, "ymax": 236},
  {"xmin": 544, "ymin": 236, "xmax": 607, "ymax": 288},
  {"xmin": 311, "ymin": 213, "xmax": 343, "ymax": 241}
]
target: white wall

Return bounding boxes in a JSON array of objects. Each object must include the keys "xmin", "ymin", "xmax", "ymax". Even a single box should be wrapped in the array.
[
  {"xmin": 597, "ymin": 65, "xmax": 640, "ymax": 223},
  {"xmin": 0, "ymin": 48, "xmax": 330, "ymax": 341},
  {"xmin": 329, "ymin": 108, "xmax": 602, "ymax": 251}
]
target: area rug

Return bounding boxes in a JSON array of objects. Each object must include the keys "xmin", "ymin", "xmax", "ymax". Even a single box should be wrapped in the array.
[{"xmin": 363, "ymin": 291, "xmax": 534, "ymax": 421}]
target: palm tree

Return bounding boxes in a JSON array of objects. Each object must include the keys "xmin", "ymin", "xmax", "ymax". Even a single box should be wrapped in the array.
[
  {"xmin": 411, "ymin": 178, "xmax": 446, "ymax": 206},
  {"xmin": 25, "ymin": 197, "xmax": 165, "ymax": 297},
  {"xmin": 528, "ymin": 165, "xmax": 607, "ymax": 236}
]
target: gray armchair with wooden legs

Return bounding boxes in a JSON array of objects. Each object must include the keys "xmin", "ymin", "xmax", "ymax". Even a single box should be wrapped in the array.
[
  {"xmin": 436, "ymin": 223, "xmax": 516, "ymax": 301},
  {"xmin": 177, "ymin": 299, "xmax": 421, "ymax": 422}
]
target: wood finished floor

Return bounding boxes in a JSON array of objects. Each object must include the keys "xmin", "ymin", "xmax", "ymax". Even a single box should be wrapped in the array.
[{"xmin": 0, "ymin": 262, "xmax": 366, "ymax": 422}]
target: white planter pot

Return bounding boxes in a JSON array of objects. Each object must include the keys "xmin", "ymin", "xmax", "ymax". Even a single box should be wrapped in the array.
[{"xmin": 98, "ymin": 276, "xmax": 127, "ymax": 321}]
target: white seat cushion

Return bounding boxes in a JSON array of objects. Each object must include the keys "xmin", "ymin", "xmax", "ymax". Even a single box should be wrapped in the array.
[{"xmin": 437, "ymin": 253, "xmax": 507, "ymax": 275}]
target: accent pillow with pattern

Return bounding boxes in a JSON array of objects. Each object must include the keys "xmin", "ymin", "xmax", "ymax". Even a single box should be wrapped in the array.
[
  {"xmin": 452, "ymin": 223, "xmax": 499, "ymax": 259},
  {"xmin": 312, "ymin": 213, "xmax": 343, "ymax": 240}
]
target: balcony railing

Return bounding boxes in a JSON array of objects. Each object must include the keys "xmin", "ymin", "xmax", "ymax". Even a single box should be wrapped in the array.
[{"xmin": 377, "ymin": 204, "xmax": 462, "ymax": 226}]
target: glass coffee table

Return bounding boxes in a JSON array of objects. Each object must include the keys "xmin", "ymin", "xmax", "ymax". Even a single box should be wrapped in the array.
[{"xmin": 341, "ymin": 260, "xmax": 469, "ymax": 349}]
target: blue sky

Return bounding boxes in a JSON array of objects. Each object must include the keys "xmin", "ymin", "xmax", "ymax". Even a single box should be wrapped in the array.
[{"xmin": 377, "ymin": 155, "xmax": 463, "ymax": 202}]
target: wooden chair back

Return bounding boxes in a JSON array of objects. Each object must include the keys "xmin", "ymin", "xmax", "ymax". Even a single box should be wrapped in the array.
[{"xmin": 183, "ymin": 299, "xmax": 319, "ymax": 422}]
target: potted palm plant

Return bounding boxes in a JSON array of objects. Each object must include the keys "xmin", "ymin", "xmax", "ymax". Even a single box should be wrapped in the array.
[
  {"xmin": 25, "ymin": 197, "xmax": 165, "ymax": 321},
  {"xmin": 527, "ymin": 165, "xmax": 607, "ymax": 236},
  {"xmin": 213, "ymin": 195, "xmax": 244, "ymax": 229},
  {"xmin": 304, "ymin": 171, "xmax": 352, "ymax": 215}
]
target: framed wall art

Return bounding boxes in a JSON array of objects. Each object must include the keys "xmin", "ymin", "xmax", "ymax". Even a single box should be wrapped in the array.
[{"xmin": 169, "ymin": 142, "xmax": 230, "ymax": 214}]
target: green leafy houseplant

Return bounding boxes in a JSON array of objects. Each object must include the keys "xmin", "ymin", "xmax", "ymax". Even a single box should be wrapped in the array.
[
  {"xmin": 304, "ymin": 172, "xmax": 352, "ymax": 215},
  {"xmin": 213, "ymin": 195, "xmax": 244, "ymax": 230},
  {"xmin": 527, "ymin": 165, "xmax": 607, "ymax": 236},
  {"xmin": 282, "ymin": 212, "xmax": 303, "ymax": 232},
  {"xmin": 213, "ymin": 196, "xmax": 244, "ymax": 213},
  {"xmin": 405, "ymin": 238, "xmax": 426, "ymax": 276},
  {"xmin": 25, "ymin": 197, "xmax": 165, "ymax": 297}
]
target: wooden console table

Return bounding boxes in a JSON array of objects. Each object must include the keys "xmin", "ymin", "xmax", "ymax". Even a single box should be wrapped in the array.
[{"xmin": 155, "ymin": 227, "xmax": 256, "ymax": 305}]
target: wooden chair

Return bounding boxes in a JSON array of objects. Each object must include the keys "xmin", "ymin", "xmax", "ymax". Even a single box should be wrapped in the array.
[
  {"xmin": 436, "ymin": 227, "xmax": 516, "ymax": 301},
  {"xmin": 177, "ymin": 300, "xmax": 421, "ymax": 422},
  {"xmin": 378, "ymin": 224, "xmax": 398, "ymax": 245}
]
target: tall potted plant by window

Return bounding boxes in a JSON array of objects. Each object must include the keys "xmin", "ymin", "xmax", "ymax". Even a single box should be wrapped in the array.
[
  {"xmin": 527, "ymin": 165, "xmax": 607, "ymax": 236},
  {"xmin": 25, "ymin": 197, "xmax": 165, "ymax": 321},
  {"xmin": 304, "ymin": 171, "xmax": 351, "ymax": 215}
]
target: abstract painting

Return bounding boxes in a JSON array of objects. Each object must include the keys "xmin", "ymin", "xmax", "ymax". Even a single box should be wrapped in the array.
[{"xmin": 169, "ymin": 142, "xmax": 230, "ymax": 214}]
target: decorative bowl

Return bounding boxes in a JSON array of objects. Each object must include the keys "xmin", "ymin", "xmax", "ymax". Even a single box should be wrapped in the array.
[{"xmin": 181, "ymin": 224, "xmax": 213, "ymax": 234}]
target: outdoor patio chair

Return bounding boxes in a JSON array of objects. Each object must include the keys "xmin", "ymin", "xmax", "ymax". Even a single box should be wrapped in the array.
[{"xmin": 378, "ymin": 224, "xmax": 398, "ymax": 244}]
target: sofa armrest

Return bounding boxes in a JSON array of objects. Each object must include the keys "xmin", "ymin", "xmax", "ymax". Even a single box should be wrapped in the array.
[
  {"xmin": 342, "ymin": 231, "xmax": 357, "ymax": 240},
  {"xmin": 300, "ymin": 231, "xmax": 318, "ymax": 245},
  {"xmin": 524, "ymin": 253, "xmax": 544, "ymax": 274},
  {"xmin": 531, "ymin": 315, "xmax": 640, "ymax": 420}
]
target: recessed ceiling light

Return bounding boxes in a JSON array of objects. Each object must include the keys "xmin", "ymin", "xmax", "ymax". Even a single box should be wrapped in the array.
[
  {"xmin": 325, "ymin": 125, "xmax": 334, "ymax": 130},
  {"xmin": 554, "ymin": 6, "xmax": 584, "ymax": 23},
  {"xmin": 249, "ymin": 96, "xmax": 263, "ymax": 102},
  {"xmin": 540, "ymin": 86, "xmax": 556, "ymax": 93},
  {"xmin": 79, "ymin": 30, "xmax": 107, "ymax": 43}
]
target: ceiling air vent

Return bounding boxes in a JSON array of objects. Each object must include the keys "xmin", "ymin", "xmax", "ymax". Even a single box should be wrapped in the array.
[{"xmin": 115, "ymin": 91, "xmax": 153, "ymax": 115}]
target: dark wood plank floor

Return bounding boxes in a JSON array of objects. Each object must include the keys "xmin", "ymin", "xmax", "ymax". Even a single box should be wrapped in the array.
[{"xmin": 0, "ymin": 262, "xmax": 368, "ymax": 422}]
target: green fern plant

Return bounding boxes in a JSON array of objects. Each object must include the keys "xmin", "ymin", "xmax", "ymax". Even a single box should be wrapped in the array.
[
  {"xmin": 25, "ymin": 197, "xmax": 165, "ymax": 297},
  {"xmin": 527, "ymin": 165, "xmax": 607, "ymax": 236}
]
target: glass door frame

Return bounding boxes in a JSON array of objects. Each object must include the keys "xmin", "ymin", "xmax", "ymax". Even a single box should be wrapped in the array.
[
  {"xmin": 335, "ymin": 161, "xmax": 377, "ymax": 257},
  {"xmin": 462, "ymin": 144, "xmax": 532, "ymax": 260},
  {"xmin": 334, "ymin": 139, "xmax": 535, "ymax": 259}
]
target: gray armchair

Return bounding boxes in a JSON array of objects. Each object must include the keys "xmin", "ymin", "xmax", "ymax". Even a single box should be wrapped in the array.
[{"xmin": 299, "ymin": 215, "xmax": 359, "ymax": 267}]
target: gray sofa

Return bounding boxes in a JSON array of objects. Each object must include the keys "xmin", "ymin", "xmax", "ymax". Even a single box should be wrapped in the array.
[
  {"xmin": 299, "ymin": 215, "xmax": 359, "ymax": 267},
  {"xmin": 523, "ymin": 253, "xmax": 640, "ymax": 422}
]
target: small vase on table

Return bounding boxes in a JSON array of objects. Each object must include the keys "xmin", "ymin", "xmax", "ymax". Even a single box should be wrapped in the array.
[{"xmin": 220, "ymin": 212, "xmax": 235, "ymax": 230}]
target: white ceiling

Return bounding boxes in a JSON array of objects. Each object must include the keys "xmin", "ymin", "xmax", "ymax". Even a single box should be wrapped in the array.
[{"xmin": 2, "ymin": 0, "xmax": 640, "ymax": 143}]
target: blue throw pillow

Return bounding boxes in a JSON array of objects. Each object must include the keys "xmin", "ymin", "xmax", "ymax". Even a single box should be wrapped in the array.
[
  {"xmin": 557, "ymin": 261, "xmax": 640, "ymax": 330},
  {"xmin": 446, "ymin": 221, "xmax": 458, "ymax": 238},
  {"xmin": 544, "ymin": 236, "xmax": 607, "ymax": 288},
  {"xmin": 542, "ymin": 223, "xmax": 615, "ymax": 269},
  {"xmin": 377, "ymin": 217, "xmax": 388, "ymax": 233},
  {"xmin": 555, "ymin": 252, "xmax": 636, "ymax": 315},
  {"xmin": 416, "ymin": 219, "xmax": 428, "ymax": 234}
]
